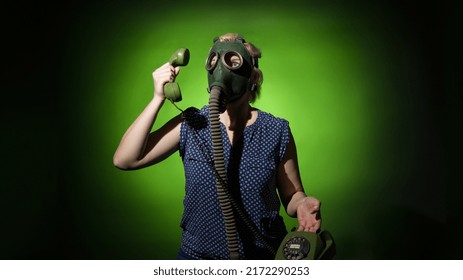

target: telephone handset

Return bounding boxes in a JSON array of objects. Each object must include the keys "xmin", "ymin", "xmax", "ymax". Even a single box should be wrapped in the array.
[{"xmin": 164, "ymin": 48, "xmax": 190, "ymax": 102}]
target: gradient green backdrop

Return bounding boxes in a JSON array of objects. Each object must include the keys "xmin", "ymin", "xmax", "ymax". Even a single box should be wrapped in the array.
[{"xmin": 3, "ymin": 0, "xmax": 458, "ymax": 259}]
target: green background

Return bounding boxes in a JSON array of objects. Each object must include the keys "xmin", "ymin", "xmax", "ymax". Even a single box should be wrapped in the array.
[{"xmin": 2, "ymin": 0, "xmax": 460, "ymax": 259}]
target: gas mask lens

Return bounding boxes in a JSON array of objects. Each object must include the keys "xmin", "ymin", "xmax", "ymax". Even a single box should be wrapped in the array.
[
  {"xmin": 206, "ymin": 52, "xmax": 218, "ymax": 71},
  {"xmin": 222, "ymin": 51, "xmax": 243, "ymax": 70}
]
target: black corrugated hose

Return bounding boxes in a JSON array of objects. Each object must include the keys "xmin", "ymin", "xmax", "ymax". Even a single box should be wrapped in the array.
[{"xmin": 209, "ymin": 87, "xmax": 241, "ymax": 260}]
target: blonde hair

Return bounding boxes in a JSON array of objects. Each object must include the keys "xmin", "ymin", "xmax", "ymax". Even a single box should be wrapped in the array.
[{"xmin": 217, "ymin": 33, "xmax": 263, "ymax": 103}]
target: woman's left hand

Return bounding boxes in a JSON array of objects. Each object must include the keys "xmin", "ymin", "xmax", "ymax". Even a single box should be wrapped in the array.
[{"xmin": 296, "ymin": 196, "xmax": 322, "ymax": 233}]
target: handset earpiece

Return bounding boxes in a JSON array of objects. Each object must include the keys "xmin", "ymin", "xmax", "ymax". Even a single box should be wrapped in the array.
[
  {"xmin": 169, "ymin": 48, "xmax": 190, "ymax": 67},
  {"xmin": 164, "ymin": 48, "xmax": 190, "ymax": 102}
]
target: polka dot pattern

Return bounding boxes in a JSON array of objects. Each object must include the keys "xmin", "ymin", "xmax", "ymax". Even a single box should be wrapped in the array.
[{"xmin": 178, "ymin": 105, "xmax": 290, "ymax": 259}]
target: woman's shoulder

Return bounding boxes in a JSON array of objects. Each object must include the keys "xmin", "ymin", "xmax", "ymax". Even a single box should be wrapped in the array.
[
  {"xmin": 256, "ymin": 109, "xmax": 289, "ymax": 127},
  {"xmin": 181, "ymin": 105, "xmax": 209, "ymax": 130}
]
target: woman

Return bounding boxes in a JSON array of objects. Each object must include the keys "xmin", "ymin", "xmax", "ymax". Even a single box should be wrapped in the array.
[{"xmin": 113, "ymin": 33, "xmax": 321, "ymax": 260}]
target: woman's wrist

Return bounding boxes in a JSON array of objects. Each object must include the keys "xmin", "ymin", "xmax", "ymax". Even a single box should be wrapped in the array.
[
  {"xmin": 288, "ymin": 191, "xmax": 307, "ymax": 217},
  {"xmin": 152, "ymin": 93, "xmax": 167, "ymax": 105}
]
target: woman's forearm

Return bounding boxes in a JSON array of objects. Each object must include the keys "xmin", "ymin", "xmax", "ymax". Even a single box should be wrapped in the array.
[{"xmin": 113, "ymin": 96, "xmax": 165, "ymax": 169}]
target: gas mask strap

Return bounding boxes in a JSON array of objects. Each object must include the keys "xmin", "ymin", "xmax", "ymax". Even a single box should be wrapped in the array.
[
  {"xmin": 253, "ymin": 57, "xmax": 259, "ymax": 68},
  {"xmin": 236, "ymin": 34, "xmax": 246, "ymax": 43},
  {"xmin": 249, "ymin": 83, "xmax": 257, "ymax": 92}
]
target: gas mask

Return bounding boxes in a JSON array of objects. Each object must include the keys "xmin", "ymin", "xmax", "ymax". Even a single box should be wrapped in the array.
[{"xmin": 205, "ymin": 37, "xmax": 256, "ymax": 104}]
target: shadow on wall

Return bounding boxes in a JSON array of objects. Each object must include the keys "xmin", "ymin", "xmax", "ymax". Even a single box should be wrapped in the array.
[{"xmin": 331, "ymin": 207, "xmax": 448, "ymax": 260}]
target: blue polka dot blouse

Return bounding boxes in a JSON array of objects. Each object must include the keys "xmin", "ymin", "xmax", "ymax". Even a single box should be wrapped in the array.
[{"xmin": 179, "ymin": 105, "xmax": 290, "ymax": 259}]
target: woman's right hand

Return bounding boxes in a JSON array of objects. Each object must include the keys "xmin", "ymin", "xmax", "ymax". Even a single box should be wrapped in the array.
[{"xmin": 152, "ymin": 63, "xmax": 180, "ymax": 99}]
